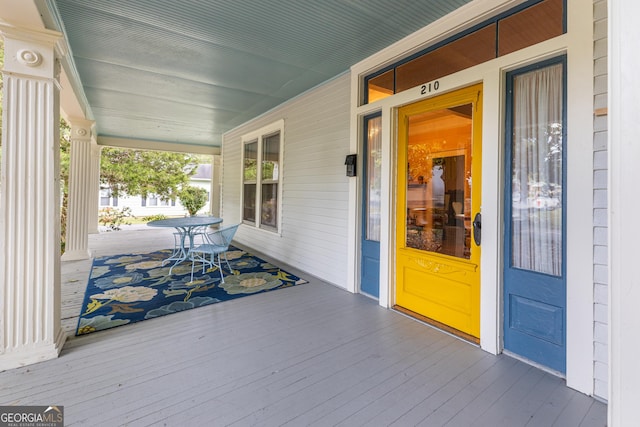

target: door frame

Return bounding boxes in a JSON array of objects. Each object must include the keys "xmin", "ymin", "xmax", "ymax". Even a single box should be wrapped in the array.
[
  {"xmin": 359, "ymin": 112, "xmax": 382, "ymax": 298},
  {"xmin": 394, "ymin": 83, "xmax": 483, "ymax": 339},
  {"xmin": 502, "ymin": 56, "xmax": 568, "ymax": 374},
  {"xmin": 350, "ymin": 76, "xmax": 503, "ymax": 353}
]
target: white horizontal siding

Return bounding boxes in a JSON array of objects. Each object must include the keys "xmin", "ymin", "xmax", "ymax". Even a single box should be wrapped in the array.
[{"xmin": 222, "ymin": 74, "xmax": 351, "ymax": 287}]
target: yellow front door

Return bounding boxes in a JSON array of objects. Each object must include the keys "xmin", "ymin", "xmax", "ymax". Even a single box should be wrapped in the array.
[{"xmin": 396, "ymin": 84, "xmax": 482, "ymax": 339}]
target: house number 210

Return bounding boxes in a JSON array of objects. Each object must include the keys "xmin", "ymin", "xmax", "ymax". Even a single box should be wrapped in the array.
[{"xmin": 420, "ymin": 80, "xmax": 440, "ymax": 95}]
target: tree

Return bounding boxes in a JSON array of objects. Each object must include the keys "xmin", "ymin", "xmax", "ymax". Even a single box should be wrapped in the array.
[
  {"xmin": 178, "ymin": 186, "xmax": 209, "ymax": 216},
  {"xmin": 100, "ymin": 148, "xmax": 199, "ymax": 201}
]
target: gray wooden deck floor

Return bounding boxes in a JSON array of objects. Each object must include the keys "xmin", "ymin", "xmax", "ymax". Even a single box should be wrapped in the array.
[{"xmin": 1, "ymin": 225, "xmax": 607, "ymax": 426}]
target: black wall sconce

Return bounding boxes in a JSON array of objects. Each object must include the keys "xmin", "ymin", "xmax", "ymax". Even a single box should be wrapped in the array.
[{"xmin": 345, "ymin": 154, "xmax": 357, "ymax": 177}]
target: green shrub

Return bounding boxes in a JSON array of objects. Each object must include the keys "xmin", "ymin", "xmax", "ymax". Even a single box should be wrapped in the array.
[{"xmin": 178, "ymin": 186, "xmax": 208, "ymax": 216}]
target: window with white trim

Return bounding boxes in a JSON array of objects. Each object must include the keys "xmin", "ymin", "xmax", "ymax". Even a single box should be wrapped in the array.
[
  {"xmin": 99, "ymin": 189, "xmax": 118, "ymax": 207},
  {"xmin": 242, "ymin": 121, "xmax": 283, "ymax": 232},
  {"xmin": 141, "ymin": 195, "xmax": 176, "ymax": 207}
]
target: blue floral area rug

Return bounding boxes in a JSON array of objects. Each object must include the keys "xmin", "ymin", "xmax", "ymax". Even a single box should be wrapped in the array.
[{"xmin": 75, "ymin": 246, "xmax": 307, "ymax": 336}]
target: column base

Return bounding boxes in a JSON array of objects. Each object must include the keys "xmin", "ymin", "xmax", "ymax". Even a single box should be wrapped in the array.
[
  {"xmin": 61, "ymin": 249, "xmax": 92, "ymax": 261},
  {"xmin": 0, "ymin": 327, "xmax": 67, "ymax": 372}
]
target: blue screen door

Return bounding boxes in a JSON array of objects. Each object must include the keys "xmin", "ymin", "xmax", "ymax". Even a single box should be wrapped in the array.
[
  {"xmin": 360, "ymin": 113, "xmax": 382, "ymax": 298},
  {"xmin": 503, "ymin": 57, "xmax": 567, "ymax": 373}
]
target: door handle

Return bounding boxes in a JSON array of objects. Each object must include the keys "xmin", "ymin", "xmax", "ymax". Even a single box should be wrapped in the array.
[{"xmin": 472, "ymin": 212, "xmax": 481, "ymax": 246}]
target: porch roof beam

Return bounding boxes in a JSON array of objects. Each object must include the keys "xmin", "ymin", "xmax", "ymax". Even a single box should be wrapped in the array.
[{"xmin": 97, "ymin": 136, "xmax": 220, "ymax": 155}]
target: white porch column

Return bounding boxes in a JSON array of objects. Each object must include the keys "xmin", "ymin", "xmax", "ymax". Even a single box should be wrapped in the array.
[
  {"xmin": 0, "ymin": 24, "xmax": 67, "ymax": 369},
  {"xmin": 210, "ymin": 155, "xmax": 221, "ymax": 217},
  {"xmin": 61, "ymin": 118, "xmax": 95, "ymax": 260},
  {"xmin": 87, "ymin": 143, "xmax": 101, "ymax": 234},
  {"xmin": 609, "ymin": 0, "xmax": 640, "ymax": 424}
]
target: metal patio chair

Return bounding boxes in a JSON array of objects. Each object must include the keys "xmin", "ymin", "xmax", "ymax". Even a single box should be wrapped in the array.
[
  {"xmin": 163, "ymin": 225, "xmax": 209, "ymax": 267},
  {"xmin": 189, "ymin": 224, "xmax": 240, "ymax": 282}
]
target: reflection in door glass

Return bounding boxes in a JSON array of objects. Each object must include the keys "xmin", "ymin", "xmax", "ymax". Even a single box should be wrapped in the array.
[{"xmin": 405, "ymin": 105, "xmax": 472, "ymax": 259}]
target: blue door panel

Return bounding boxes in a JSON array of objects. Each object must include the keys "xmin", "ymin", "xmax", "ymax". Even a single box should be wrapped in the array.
[
  {"xmin": 509, "ymin": 294, "xmax": 564, "ymax": 345},
  {"xmin": 361, "ymin": 246, "xmax": 380, "ymax": 297}
]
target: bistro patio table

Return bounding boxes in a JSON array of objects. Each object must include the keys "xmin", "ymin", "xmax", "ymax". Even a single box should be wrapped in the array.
[{"xmin": 147, "ymin": 216, "xmax": 223, "ymax": 273}]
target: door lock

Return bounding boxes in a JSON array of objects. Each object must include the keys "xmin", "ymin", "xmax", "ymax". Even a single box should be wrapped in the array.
[{"xmin": 473, "ymin": 213, "xmax": 482, "ymax": 246}]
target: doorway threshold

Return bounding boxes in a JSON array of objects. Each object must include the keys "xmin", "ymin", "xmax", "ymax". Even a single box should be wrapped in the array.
[{"xmin": 393, "ymin": 305, "xmax": 480, "ymax": 345}]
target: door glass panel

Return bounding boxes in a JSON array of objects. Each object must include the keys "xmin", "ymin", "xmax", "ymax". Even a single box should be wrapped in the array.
[
  {"xmin": 395, "ymin": 24, "xmax": 496, "ymax": 93},
  {"xmin": 510, "ymin": 63, "xmax": 563, "ymax": 276},
  {"xmin": 406, "ymin": 105, "xmax": 472, "ymax": 259},
  {"xmin": 498, "ymin": 0, "xmax": 564, "ymax": 56},
  {"xmin": 362, "ymin": 0, "xmax": 565, "ymax": 105},
  {"xmin": 367, "ymin": 70, "xmax": 394, "ymax": 104},
  {"xmin": 366, "ymin": 116, "xmax": 382, "ymax": 242}
]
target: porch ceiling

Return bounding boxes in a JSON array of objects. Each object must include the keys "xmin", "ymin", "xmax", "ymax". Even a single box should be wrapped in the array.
[{"xmin": 39, "ymin": 0, "xmax": 471, "ymax": 149}]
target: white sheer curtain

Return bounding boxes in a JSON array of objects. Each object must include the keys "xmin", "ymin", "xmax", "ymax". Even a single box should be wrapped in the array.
[
  {"xmin": 366, "ymin": 116, "xmax": 382, "ymax": 241},
  {"xmin": 511, "ymin": 63, "xmax": 563, "ymax": 276}
]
